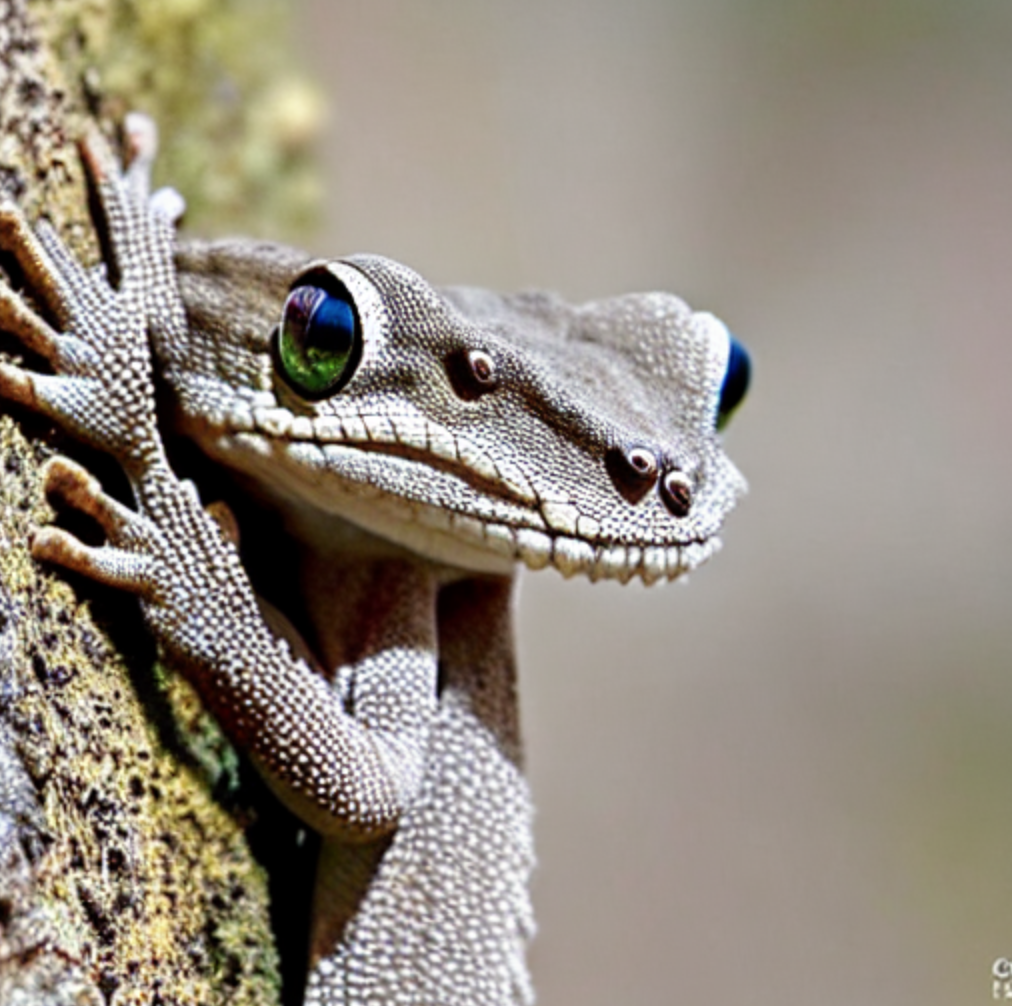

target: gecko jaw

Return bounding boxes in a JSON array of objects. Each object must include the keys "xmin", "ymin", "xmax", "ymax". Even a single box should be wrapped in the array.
[
  {"xmin": 185, "ymin": 399, "xmax": 730, "ymax": 586},
  {"xmin": 209, "ymin": 430, "xmax": 722, "ymax": 585}
]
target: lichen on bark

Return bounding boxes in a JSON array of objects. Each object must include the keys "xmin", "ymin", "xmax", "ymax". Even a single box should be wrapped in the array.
[{"xmin": 0, "ymin": 1, "xmax": 323, "ymax": 1001}]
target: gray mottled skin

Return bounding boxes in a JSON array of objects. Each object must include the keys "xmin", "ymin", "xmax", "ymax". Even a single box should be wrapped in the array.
[{"xmin": 0, "ymin": 119, "xmax": 745, "ymax": 1005}]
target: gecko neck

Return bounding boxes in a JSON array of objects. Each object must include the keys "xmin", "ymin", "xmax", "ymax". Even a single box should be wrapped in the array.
[
  {"xmin": 303, "ymin": 575, "xmax": 534, "ymax": 1005},
  {"xmin": 210, "ymin": 460, "xmax": 533, "ymax": 1002}
]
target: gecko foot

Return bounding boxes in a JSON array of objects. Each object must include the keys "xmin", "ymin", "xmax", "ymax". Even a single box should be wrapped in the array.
[
  {"xmin": 0, "ymin": 130, "xmax": 173, "ymax": 470},
  {"xmin": 0, "ymin": 206, "xmax": 107, "ymax": 421}
]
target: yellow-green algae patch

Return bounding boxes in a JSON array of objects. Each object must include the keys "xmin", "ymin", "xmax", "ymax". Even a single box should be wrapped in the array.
[
  {"xmin": 0, "ymin": 416, "xmax": 279, "ymax": 1003},
  {"xmin": 36, "ymin": 0, "xmax": 326, "ymax": 243}
]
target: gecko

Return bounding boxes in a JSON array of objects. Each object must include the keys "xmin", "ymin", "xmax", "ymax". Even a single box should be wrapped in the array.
[{"xmin": 0, "ymin": 117, "xmax": 748, "ymax": 1004}]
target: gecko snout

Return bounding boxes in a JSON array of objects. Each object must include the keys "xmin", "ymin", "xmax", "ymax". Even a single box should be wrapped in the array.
[{"xmin": 605, "ymin": 444, "xmax": 695, "ymax": 518}]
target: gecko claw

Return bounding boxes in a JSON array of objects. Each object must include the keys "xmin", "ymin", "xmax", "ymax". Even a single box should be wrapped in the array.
[
  {"xmin": 204, "ymin": 499, "xmax": 242, "ymax": 547},
  {"xmin": 77, "ymin": 125, "xmax": 120, "ymax": 187},
  {"xmin": 0, "ymin": 361, "xmax": 39, "ymax": 409},
  {"xmin": 149, "ymin": 186, "xmax": 186, "ymax": 224},
  {"xmin": 42, "ymin": 454, "xmax": 103, "ymax": 501},
  {"xmin": 122, "ymin": 113, "xmax": 186, "ymax": 221}
]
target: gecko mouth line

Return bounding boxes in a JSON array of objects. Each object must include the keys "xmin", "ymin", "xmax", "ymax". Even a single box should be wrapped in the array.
[
  {"xmin": 322, "ymin": 438, "xmax": 717, "ymax": 551},
  {"xmin": 231, "ymin": 423, "xmax": 716, "ymax": 555},
  {"xmin": 327, "ymin": 436, "xmax": 537, "ymax": 509},
  {"xmin": 214, "ymin": 431, "xmax": 717, "ymax": 587}
]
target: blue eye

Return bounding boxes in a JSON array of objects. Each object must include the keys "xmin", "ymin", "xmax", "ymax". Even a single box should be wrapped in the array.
[
  {"xmin": 717, "ymin": 336, "xmax": 750, "ymax": 429},
  {"xmin": 275, "ymin": 282, "xmax": 361, "ymax": 399}
]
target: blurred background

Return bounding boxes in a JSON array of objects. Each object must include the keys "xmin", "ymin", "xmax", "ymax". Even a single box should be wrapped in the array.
[{"xmin": 293, "ymin": 2, "xmax": 1012, "ymax": 1003}]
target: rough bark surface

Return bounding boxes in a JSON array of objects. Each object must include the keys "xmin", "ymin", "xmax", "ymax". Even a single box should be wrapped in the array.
[{"xmin": 0, "ymin": 1, "xmax": 321, "ymax": 1002}]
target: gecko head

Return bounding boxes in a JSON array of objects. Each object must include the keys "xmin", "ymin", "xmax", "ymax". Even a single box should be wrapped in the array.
[{"xmin": 171, "ymin": 242, "xmax": 748, "ymax": 585}]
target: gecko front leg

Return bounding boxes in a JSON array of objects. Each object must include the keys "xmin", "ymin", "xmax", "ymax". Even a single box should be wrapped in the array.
[{"xmin": 0, "ymin": 130, "xmax": 440, "ymax": 844}]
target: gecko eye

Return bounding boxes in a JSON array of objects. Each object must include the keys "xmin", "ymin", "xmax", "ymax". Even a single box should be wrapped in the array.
[
  {"xmin": 275, "ymin": 283, "xmax": 362, "ymax": 399},
  {"xmin": 716, "ymin": 336, "xmax": 750, "ymax": 430}
]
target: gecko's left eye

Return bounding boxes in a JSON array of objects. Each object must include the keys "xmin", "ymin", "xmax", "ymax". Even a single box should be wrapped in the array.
[
  {"xmin": 275, "ymin": 283, "xmax": 362, "ymax": 399},
  {"xmin": 716, "ymin": 336, "xmax": 750, "ymax": 430}
]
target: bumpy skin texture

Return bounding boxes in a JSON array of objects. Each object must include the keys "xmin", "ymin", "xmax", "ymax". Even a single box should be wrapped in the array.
[
  {"xmin": 0, "ymin": 124, "xmax": 745, "ymax": 1005},
  {"xmin": 167, "ymin": 243, "xmax": 745, "ymax": 585}
]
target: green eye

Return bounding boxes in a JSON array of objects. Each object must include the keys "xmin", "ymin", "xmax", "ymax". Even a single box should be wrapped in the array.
[{"xmin": 275, "ymin": 283, "xmax": 361, "ymax": 399}]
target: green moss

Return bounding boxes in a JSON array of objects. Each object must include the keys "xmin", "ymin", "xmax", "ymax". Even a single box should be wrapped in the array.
[
  {"xmin": 0, "ymin": 416, "xmax": 281, "ymax": 1003},
  {"xmin": 38, "ymin": 0, "xmax": 326, "ymax": 242}
]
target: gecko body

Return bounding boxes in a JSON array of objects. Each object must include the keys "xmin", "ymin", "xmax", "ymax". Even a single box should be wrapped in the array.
[{"xmin": 0, "ymin": 121, "xmax": 747, "ymax": 1004}]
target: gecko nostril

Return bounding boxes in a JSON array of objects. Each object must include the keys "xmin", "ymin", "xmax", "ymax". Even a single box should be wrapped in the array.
[
  {"xmin": 445, "ymin": 347, "xmax": 499, "ymax": 400},
  {"xmin": 605, "ymin": 445, "xmax": 659, "ymax": 504},
  {"xmin": 627, "ymin": 447, "xmax": 658, "ymax": 480},
  {"xmin": 466, "ymin": 349, "xmax": 497, "ymax": 387},
  {"xmin": 661, "ymin": 469, "xmax": 693, "ymax": 518}
]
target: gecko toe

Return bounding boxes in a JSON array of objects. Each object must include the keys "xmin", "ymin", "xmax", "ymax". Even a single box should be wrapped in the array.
[
  {"xmin": 0, "ymin": 361, "xmax": 39, "ymax": 409},
  {"xmin": 42, "ymin": 456, "xmax": 140, "ymax": 540},
  {"xmin": 78, "ymin": 126, "xmax": 120, "ymax": 187},
  {"xmin": 31, "ymin": 525, "xmax": 154, "ymax": 595},
  {"xmin": 0, "ymin": 285, "xmax": 62, "ymax": 361},
  {"xmin": 42, "ymin": 455, "xmax": 103, "ymax": 500}
]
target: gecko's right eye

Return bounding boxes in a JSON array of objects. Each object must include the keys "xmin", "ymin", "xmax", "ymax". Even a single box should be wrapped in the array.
[
  {"xmin": 716, "ymin": 336, "xmax": 750, "ymax": 430},
  {"xmin": 275, "ymin": 283, "xmax": 362, "ymax": 399}
]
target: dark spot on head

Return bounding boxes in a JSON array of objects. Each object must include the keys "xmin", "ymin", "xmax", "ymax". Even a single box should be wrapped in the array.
[{"xmin": 605, "ymin": 445, "xmax": 659, "ymax": 504}]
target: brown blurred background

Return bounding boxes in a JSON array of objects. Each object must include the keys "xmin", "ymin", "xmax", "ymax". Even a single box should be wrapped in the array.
[{"xmin": 295, "ymin": 2, "xmax": 1012, "ymax": 1003}]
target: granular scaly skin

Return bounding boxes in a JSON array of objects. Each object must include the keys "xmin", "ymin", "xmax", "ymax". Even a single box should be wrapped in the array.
[{"xmin": 0, "ymin": 119, "xmax": 746, "ymax": 1004}]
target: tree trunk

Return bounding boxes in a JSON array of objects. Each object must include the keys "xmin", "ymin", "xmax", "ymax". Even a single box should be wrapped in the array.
[{"xmin": 0, "ymin": 2, "xmax": 322, "ymax": 1002}]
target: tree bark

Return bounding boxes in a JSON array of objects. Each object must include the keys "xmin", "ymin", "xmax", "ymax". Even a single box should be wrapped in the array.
[{"xmin": 0, "ymin": 2, "xmax": 322, "ymax": 1002}]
